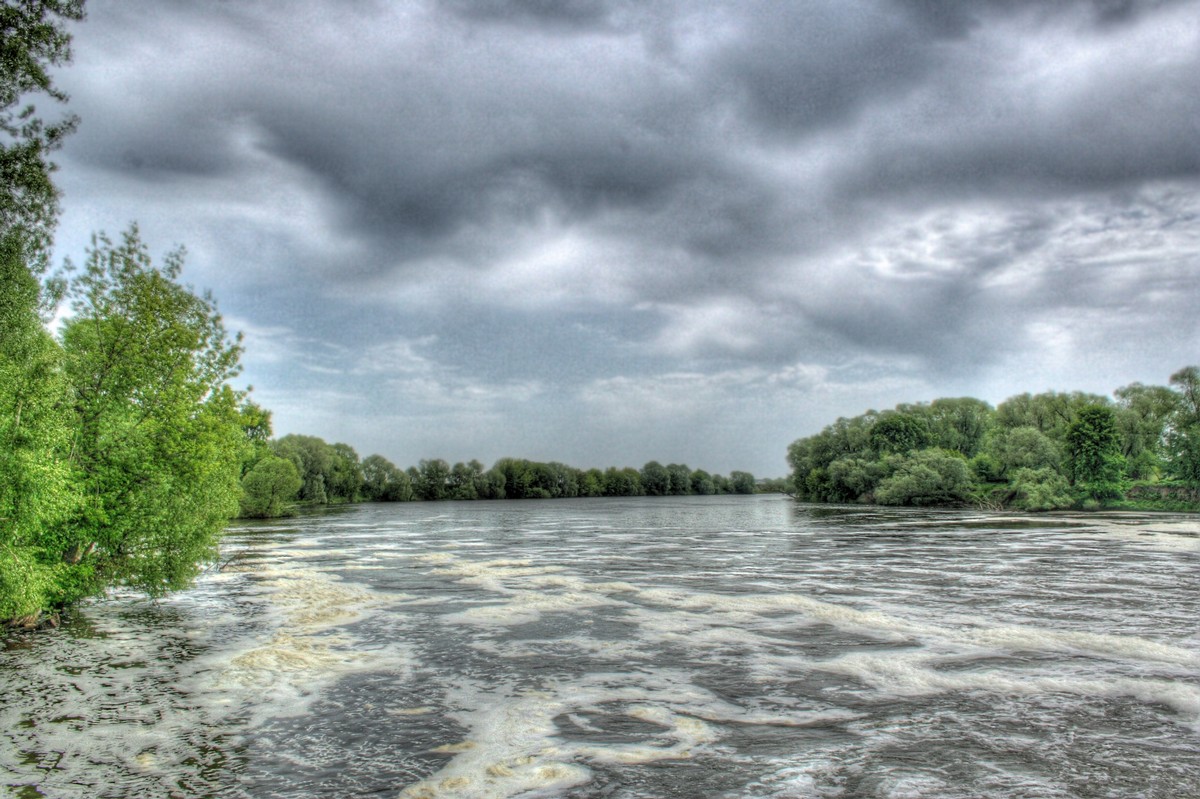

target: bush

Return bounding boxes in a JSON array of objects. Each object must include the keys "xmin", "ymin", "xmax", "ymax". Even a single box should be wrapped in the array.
[
  {"xmin": 828, "ymin": 457, "xmax": 889, "ymax": 501},
  {"xmin": 875, "ymin": 449, "xmax": 973, "ymax": 506},
  {"xmin": 1008, "ymin": 467, "xmax": 1073, "ymax": 511}
]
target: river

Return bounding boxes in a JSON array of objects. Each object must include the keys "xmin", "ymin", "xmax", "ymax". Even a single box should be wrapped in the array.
[{"xmin": 2, "ymin": 496, "xmax": 1198, "ymax": 798}]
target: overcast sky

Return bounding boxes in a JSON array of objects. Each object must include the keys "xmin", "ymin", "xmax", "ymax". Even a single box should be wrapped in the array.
[{"xmin": 49, "ymin": 0, "xmax": 1200, "ymax": 476}]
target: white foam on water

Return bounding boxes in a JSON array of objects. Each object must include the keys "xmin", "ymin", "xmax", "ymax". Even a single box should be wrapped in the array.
[
  {"xmin": 816, "ymin": 650, "xmax": 1200, "ymax": 724},
  {"xmin": 631, "ymin": 584, "xmax": 1199, "ymax": 686},
  {"xmin": 396, "ymin": 666, "xmax": 860, "ymax": 799},
  {"xmin": 397, "ymin": 685, "xmax": 592, "ymax": 799},
  {"xmin": 421, "ymin": 550, "xmax": 1200, "ymax": 742},
  {"xmin": 963, "ymin": 624, "xmax": 1200, "ymax": 667},
  {"xmin": 210, "ymin": 563, "xmax": 408, "ymax": 725}
]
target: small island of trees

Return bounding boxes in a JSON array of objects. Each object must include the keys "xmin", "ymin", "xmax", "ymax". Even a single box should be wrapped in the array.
[{"xmin": 786, "ymin": 371, "xmax": 1200, "ymax": 511}]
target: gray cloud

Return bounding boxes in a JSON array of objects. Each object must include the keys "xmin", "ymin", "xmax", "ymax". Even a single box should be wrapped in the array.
[{"xmin": 50, "ymin": 0, "xmax": 1200, "ymax": 474}]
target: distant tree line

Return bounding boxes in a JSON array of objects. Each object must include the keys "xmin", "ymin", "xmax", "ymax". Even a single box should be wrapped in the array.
[
  {"xmin": 238, "ymin": 437, "xmax": 759, "ymax": 518},
  {"xmin": 786, "ymin": 367, "xmax": 1200, "ymax": 510}
]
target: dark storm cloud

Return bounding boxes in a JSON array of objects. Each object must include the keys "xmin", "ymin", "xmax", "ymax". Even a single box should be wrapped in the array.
[
  {"xmin": 65, "ymin": 0, "xmax": 1199, "ymax": 272},
  {"xmin": 438, "ymin": 0, "xmax": 637, "ymax": 30},
  {"xmin": 706, "ymin": 1, "xmax": 940, "ymax": 135},
  {"xmin": 897, "ymin": 0, "xmax": 1195, "ymax": 34}
]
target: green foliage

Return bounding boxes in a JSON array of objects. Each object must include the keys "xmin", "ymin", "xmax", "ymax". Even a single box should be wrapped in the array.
[
  {"xmin": 239, "ymin": 456, "xmax": 301, "ymax": 518},
  {"xmin": 870, "ymin": 412, "xmax": 931, "ymax": 455},
  {"xmin": 327, "ymin": 442, "xmax": 363, "ymax": 503},
  {"xmin": 729, "ymin": 470, "xmax": 756, "ymax": 494},
  {"xmin": 969, "ymin": 452, "xmax": 1003, "ymax": 483},
  {"xmin": 360, "ymin": 454, "xmax": 412, "ymax": 502},
  {"xmin": 827, "ymin": 457, "xmax": 889, "ymax": 501},
  {"xmin": 274, "ymin": 435, "xmax": 328, "ymax": 501},
  {"xmin": 995, "ymin": 391, "xmax": 1110, "ymax": 439},
  {"xmin": 754, "ymin": 477, "xmax": 791, "ymax": 494},
  {"xmin": 272, "ymin": 434, "xmax": 363, "ymax": 504},
  {"xmin": 603, "ymin": 467, "xmax": 644, "ymax": 497},
  {"xmin": 1008, "ymin": 467, "xmax": 1073, "ymax": 512},
  {"xmin": 874, "ymin": 449, "xmax": 973, "ymax": 507},
  {"xmin": 665, "ymin": 463, "xmax": 692, "ymax": 495},
  {"xmin": 785, "ymin": 374, "xmax": 1200, "ymax": 510},
  {"xmin": 1166, "ymin": 367, "xmax": 1200, "ymax": 485},
  {"xmin": 1114, "ymin": 382, "xmax": 1177, "ymax": 479},
  {"xmin": 924, "ymin": 397, "xmax": 994, "ymax": 457},
  {"xmin": 579, "ymin": 468, "xmax": 604, "ymax": 497},
  {"xmin": 983, "ymin": 425, "xmax": 1062, "ymax": 477},
  {"xmin": 236, "ymin": 398, "xmax": 274, "ymax": 474},
  {"xmin": 1, "ymin": 0, "xmax": 85, "ymax": 266},
  {"xmin": 446, "ymin": 460, "xmax": 480, "ymax": 501},
  {"xmin": 640, "ymin": 461, "xmax": 669, "ymax": 496},
  {"xmin": 787, "ymin": 413, "xmax": 877, "ymax": 500},
  {"xmin": 799, "ymin": 467, "xmax": 837, "ymax": 503},
  {"xmin": 413, "ymin": 458, "xmax": 450, "ymax": 501},
  {"xmin": 0, "ymin": 235, "xmax": 79, "ymax": 618},
  {"xmin": 60, "ymin": 228, "xmax": 246, "ymax": 597},
  {"xmin": 1065, "ymin": 405, "xmax": 1126, "ymax": 500},
  {"xmin": 690, "ymin": 469, "xmax": 715, "ymax": 495}
]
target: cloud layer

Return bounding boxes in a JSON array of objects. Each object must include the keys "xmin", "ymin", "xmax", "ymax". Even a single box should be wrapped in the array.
[{"xmin": 51, "ymin": 0, "xmax": 1200, "ymax": 474}]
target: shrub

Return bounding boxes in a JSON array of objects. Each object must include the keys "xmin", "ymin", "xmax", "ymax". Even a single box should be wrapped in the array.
[{"xmin": 875, "ymin": 449, "xmax": 973, "ymax": 506}]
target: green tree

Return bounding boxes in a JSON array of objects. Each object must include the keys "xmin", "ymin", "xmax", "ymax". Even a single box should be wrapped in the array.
[
  {"xmin": 1065, "ymin": 405, "xmax": 1126, "ymax": 501},
  {"xmin": 995, "ymin": 391, "xmax": 1109, "ymax": 440},
  {"xmin": 640, "ymin": 461, "xmax": 669, "ymax": 496},
  {"xmin": 827, "ymin": 457, "xmax": 889, "ymax": 501},
  {"xmin": 239, "ymin": 455, "xmax": 302, "ymax": 518},
  {"xmin": 874, "ymin": 449, "xmax": 973, "ymax": 506},
  {"xmin": 925, "ymin": 397, "xmax": 994, "ymax": 457},
  {"xmin": 602, "ymin": 467, "xmax": 643, "ymax": 496},
  {"xmin": 273, "ymin": 434, "xmax": 334, "ymax": 503},
  {"xmin": 0, "ymin": 237, "xmax": 78, "ymax": 619},
  {"xmin": 448, "ymin": 460, "xmax": 481, "ymax": 500},
  {"xmin": 665, "ymin": 463, "xmax": 692, "ymax": 495},
  {"xmin": 579, "ymin": 468, "xmax": 604, "ymax": 497},
  {"xmin": 236, "ymin": 398, "xmax": 273, "ymax": 473},
  {"xmin": 1, "ymin": 0, "xmax": 85, "ymax": 266},
  {"xmin": 1008, "ymin": 467, "xmax": 1073, "ymax": 512},
  {"xmin": 476, "ymin": 465, "xmax": 507, "ymax": 500},
  {"xmin": 1113, "ymin": 382, "xmax": 1177, "ymax": 480},
  {"xmin": 414, "ymin": 458, "xmax": 450, "ymax": 501},
  {"xmin": 327, "ymin": 442, "xmax": 363, "ymax": 502},
  {"xmin": 729, "ymin": 470, "xmax": 756, "ymax": 495},
  {"xmin": 1166, "ymin": 366, "xmax": 1200, "ymax": 485},
  {"xmin": 755, "ymin": 477, "xmax": 791, "ymax": 494},
  {"xmin": 787, "ymin": 412, "xmax": 878, "ymax": 498},
  {"xmin": 870, "ymin": 412, "xmax": 931, "ymax": 455},
  {"xmin": 60, "ymin": 228, "xmax": 246, "ymax": 597},
  {"xmin": 690, "ymin": 469, "xmax": 715, "ymax": 495},
  {"xmin": 983, "ymin": 426, "xmax": 1062, "ymax": 477},
  {"xmin": 362, "ymin": 454, "xmax": 412, "ymax": 502}
]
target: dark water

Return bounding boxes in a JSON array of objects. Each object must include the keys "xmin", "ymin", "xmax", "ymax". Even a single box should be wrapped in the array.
[{"xmin": 2, "ymin": 497, "xmax": 1198, "ymax": 798}]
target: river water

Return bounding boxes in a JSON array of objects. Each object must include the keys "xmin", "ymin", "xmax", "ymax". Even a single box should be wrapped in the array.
[{"xmin": 2, "ymin": 496, "xmax": 1198, "ymax": 798}]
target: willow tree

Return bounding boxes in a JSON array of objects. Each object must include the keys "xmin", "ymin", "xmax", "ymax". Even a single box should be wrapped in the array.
[{"xmin": 61, "ymin": 229, "xmax": 247, "ymax": 597}]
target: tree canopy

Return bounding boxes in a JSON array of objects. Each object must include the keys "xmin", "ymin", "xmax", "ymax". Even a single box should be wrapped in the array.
[{"xmin": 787, "ymin": 369, "xmax": 1200, "ymax": 510}]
